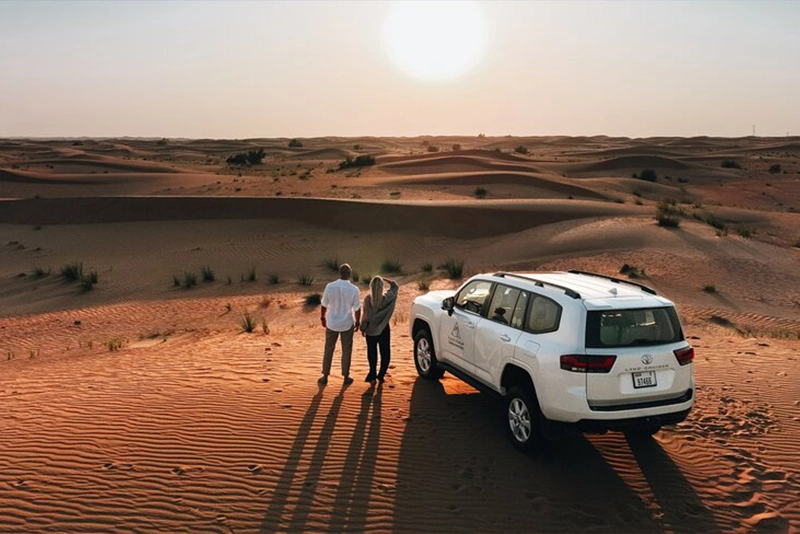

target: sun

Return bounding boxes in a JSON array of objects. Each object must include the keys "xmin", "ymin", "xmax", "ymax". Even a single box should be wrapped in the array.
[{"xmin": 384, "ymin": 1, "xmax": 488, "ymax": 82}]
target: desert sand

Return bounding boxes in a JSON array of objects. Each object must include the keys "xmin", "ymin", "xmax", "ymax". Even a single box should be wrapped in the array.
[{"xmin": 1, "ymin": 135, "xmax": 798, "ymax": 533}]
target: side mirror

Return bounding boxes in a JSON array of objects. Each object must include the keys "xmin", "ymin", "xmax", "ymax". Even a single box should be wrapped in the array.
[{"xmin": 442, "ymin": 297, "xmax": 455, "ymax": 316}]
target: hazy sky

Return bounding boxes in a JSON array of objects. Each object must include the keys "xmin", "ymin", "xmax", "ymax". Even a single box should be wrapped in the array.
[{"xmin": 1, "ymin": 0, "xmax": 799, "ymax": 138}]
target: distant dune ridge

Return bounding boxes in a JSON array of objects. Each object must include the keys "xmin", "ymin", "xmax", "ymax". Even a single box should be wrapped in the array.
[{"xmin": 0, "ymin": 135, "xmax": 798, "ymax": 533}]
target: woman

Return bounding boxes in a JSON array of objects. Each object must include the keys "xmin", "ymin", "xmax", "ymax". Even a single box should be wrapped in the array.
[{"xmin": 360, "ymin": 276, "xmax": 399, "ymax": 383}]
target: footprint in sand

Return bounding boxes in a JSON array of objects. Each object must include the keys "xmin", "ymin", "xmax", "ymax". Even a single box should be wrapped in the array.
[
  {"xmin": 247, "ymin": 464, "xmax": 263, "ymax": 474},
  {"xmin": 102, "ymin": 462, "xmax": 117, "ymax": 470},
  {"xmin": 171, "ymin": 466, "xmax": 186, "ymax": 476}
]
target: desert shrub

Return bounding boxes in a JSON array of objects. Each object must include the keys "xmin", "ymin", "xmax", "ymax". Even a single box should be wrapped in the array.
[
  {"xmin": 32, "ymin": 266, "xmax": 50, "ymax": 278},
  {"xmin": 656, "ymin": 200, "xmax": 681, "ymax": 228},
  {"xmin": 226, "ymin": 153, "xmax": 248, "ymax": 166},
  {"xmin": 452, "ymin": 143, "xmax": 462, "ymax": 151},
  {"xmin": 613, "ymin": 198, "xmax": 625, "ymax": 204},
  {"xmin": 768, "ymin": 164, "xmax": 781, "ymax": 174},
  {"xmin": 361, "ymin": 274, "xmax": 373, "ymax": 286},
  {"xmin": 638, "ymin": 169, "xmax": 658, "ymax": 182},
  {"xmin": 338, "ymin": 154, "xmax": 376, "ymax": 170},
  {"xmin": 421, "ymin": 262, "xmax": 433, "ymax": 272},
  {"xmin": 634, "ymin": 198, "xmax": 643, "ymax": 205},
  {"xmin": 701, "ymin": 214, "xmax": 727, "ymax": 232},
  {"xmin": 201, "ymin": 265, "xmax": 215, "ymax": 282},
  {"xmin": 417, "ymin": 280, "xmax": 430, "ymax": 291},
  {"xmin": 657, "ymin": 213, "xmax": 680, "ymax": 227},
  {"xmin": 381, "ymin": 258, "xmax": 402, "ymax": 274},
  {"xmin": 352, "ymin": 271, "xmax": 360, "ymax": 283},
  {"xmin": 619, "ymin": 264, "xmax": 645, "ymax": 278},
  {"xmin": 79, "ymin": 275, "xmax": 96, "ymax": 292},
  {"xmin": 474, "ymin": 187, "xmax": 488, "ymax": 199},
  {"xmin": 322, "ymin": 256, "xmax": 339, "ymax": 271},
  {"xmin": 106, "ymin": 338, "xmax": 125, "ymax": 351},
  {"xmin": 239, "ymin": 312, "xmax": 257, "ymax": 333},
  {"xmin": 721, "ymin": 159, "xmax": 741, "ymax": 169},
  {"xmin": 442, "ymin": 258, "xmax": 464, "ymax": 279},
  {"xmin": 173, "ymin": 275, "xmax": 180, "ymax": 287},
  {"xmin": 514, "ymin": 145, "xmax": 529, "ymax": 154},
  {"xmin": 60, "ymin": 262, "xmax": 83, "ymax": 281},
  {"xmin": 246, "ymin": 148, "xmax": 266, "ymax": 165},
  {"xmin": 246, "ymin": 266, "xmax": 257, "ymax": 282},
  {"xmin": 269, "ymin": 274, "xmax": 280, "ymax": 284},
  {"xmin": 353, "ymin": 143, "xmax": 362, "ymax": 150},
  {"xmin": 156, "ymin": 138, "xmax": 168, "ymax": 146},
  {"xmin": 298, "ymin": 273, "xmax": 314, "ymax": 286},
  {"xmin": 288, "ymin": 138, "xmax": 303, "ymax": 148},
  {"xmin": 305, "ymin": 293, "xmax": 322, "ymax": 306},
  {"xmin": 226, "ymin": 149, "xmax": 265, "ymax": 166},
  {"xmin": 427, "ymin": 145, "xmax": 440, "ymax": 153},
  {"xmin": 677, "ymin": 177, "xmax": 689, "ymax": 183},
  {"xmin": 72, "ymin": 140, "xmax": 84, "ymax": 146},
  {"xmin": 703, "ymin": 285, "xmax": 716, "ymax": 293},
  {"xmin": 183, "ymin": 271, "xmax": 198, "ymax": 288},
  {"xmin": 738, "ymin": 228, "xmax": 753, "ymax": 239}
]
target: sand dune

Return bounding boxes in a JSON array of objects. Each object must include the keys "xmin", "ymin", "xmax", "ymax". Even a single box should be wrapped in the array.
[
  {"xmin": 567, "ymin": 155, "xmax": 691, "ymax": 174},
  {"xmin": 379, "ymin": 154, "xmax": 543, "ymax": 175},
  {"xmin": 0, "ymin": 196, "xmax": 641, "ymax": 238},
  {"xmin": 383, "ymin": 171, "xmax": 608, "ymax": 200},
  {"xmin": 1, "ymin": 135, "xmax": 798, "ymax": 533}
]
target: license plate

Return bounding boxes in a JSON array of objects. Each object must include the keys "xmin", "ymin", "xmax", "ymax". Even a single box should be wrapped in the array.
[{"xmin": 632, "ymin": 371, "xmax": 657, "ymax": 389}]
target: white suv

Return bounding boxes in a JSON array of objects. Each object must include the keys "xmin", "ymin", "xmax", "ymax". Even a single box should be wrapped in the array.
[{"xmin": 410, "ymin": 270, "xmax": 695, "ymax": 452}]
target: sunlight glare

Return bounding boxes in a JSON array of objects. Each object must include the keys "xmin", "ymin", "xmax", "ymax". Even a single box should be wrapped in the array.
[{"xmin": 384, "ymin": 1, "xmax": 488, "ymax": 82}]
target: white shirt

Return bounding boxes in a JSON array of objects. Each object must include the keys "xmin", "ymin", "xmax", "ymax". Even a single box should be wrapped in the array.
[{"xmin": 321, "ymin": 279, "xmax": 361, "ymax": 332}]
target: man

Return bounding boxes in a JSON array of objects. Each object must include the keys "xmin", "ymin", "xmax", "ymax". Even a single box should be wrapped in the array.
[{"xmin": 319, "ymin": 263, "xmax": 361, "ymax": 385}]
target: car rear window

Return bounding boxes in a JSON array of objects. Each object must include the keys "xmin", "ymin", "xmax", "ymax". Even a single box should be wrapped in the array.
[{"xmin": 585, "ymin": 307, "xmax": 683, "ymax": 348}]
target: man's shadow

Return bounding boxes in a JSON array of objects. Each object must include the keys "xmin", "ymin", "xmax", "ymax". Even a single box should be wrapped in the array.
[{"xmin": 260, "ymin": 382, "xmax": 348, "ymax": 532}]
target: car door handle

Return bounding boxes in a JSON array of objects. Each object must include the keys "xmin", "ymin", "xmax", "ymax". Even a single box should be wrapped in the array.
[
  {"xmin": 465, "ymin": 321, "xmax": 475, "ymax": 329},
  {"xmin": 499, "ymin": 334, "xmax": 511, "ymax": 342}
]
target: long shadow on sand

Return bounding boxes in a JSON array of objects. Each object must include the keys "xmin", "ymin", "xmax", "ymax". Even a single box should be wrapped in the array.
[
  {"xmin": 392, "ymin": 378, "xmax": 716, "ymax": 533},
  {"xmin": 326, "ymin": 384, "xmax": 382, "ymax": 532},
  {"xmin": 259, "ymin": 382, "xmax": 382, "ymax": 533},
  {"xmin": 259, "ymin": 385, "xmax": 343, "ymax": 532},
  {"xmin": 626, "ymin": 435, "xmax": 720, "ymax": 533}
]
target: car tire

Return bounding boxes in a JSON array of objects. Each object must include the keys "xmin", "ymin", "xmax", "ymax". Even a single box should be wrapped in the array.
[
  {"xmin": 413, "ymin": 329, "xmax": 444, "ymax": 380},
  {"xmin": 505, "ymin": 385, "xmax": 544, "ymax": 453}
]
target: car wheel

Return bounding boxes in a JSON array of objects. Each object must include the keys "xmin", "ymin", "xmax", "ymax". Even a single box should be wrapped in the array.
[
  {"xmin": 505, "ymin": 385, "xmax": 543, "ymax": 453},
  {"xmin": 413, "ymin": 329, "xmax": 444, "ymax": 380}
]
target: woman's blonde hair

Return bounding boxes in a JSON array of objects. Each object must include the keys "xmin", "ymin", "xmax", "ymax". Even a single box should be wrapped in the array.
[{"xmin": 369, "ymin": 276, "xmax": 384, "ymax": 310}]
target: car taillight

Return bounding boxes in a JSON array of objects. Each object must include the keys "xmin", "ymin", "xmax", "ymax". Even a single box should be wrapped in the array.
[
  {"xmin": 674, "ymin": 346, "xmax": 694, "ymax": 366},
  {"xmin": 560, "ymin": 354, "xmax": 617, "ymax": 373}
]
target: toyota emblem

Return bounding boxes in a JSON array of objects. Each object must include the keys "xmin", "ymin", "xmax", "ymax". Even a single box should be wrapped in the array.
[{"xmin": 641, "ymin": 354, "xmax": 654, "ymax": 365}]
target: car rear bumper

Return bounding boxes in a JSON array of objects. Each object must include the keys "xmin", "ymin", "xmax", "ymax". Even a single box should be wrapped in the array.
[
  {"xmin": 543, "ymin": 408, "xmax": 691, "ymax": 437},
  {"xmin": 574, "ymin": 408, "xmax": 691, "ymax": 433}
]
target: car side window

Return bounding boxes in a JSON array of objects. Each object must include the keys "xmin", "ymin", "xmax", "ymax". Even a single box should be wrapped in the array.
[
  {"xmin": 510, "ymin": 291, "xmax": 529, "ymax": 329},
  {"xmin": 455, "ymin": 280, "xmax": 493, "ymax": 316},
  {"xmin": 487, "ymin": 285, "xmax": 521, "ymax": 325},
  {"xmin": 526, "ymin": 294, "xmax": 562, "ymax": 333}
]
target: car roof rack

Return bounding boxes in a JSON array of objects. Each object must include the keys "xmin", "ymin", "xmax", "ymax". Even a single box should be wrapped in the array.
[
  {"xmin": 493, "ymin": 272, "xmax": 581, "ymax": 299},
  {"xmin": 566, "ymin": 269, "xmax": 657, "ymax": 295}
]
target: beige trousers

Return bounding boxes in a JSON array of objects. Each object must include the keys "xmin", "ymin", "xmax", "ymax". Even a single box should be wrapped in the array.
[{"xmin": 322, "ymin": 327, "xmax": 354, "ymax": 377}]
